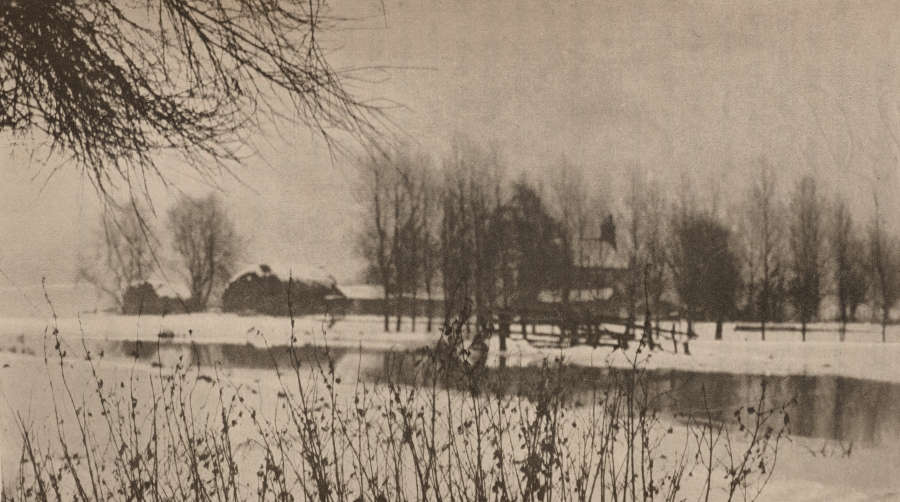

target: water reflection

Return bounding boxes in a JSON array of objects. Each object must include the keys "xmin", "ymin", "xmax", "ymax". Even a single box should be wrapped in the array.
[{"xmin": 28, "ymin": 338, "xmax": 900, "ymax": 445}]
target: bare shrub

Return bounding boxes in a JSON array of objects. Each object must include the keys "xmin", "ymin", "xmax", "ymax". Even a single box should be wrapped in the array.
[{"xmin": 13, "ymin": 312, "xmax": 789, "ymax": 502}]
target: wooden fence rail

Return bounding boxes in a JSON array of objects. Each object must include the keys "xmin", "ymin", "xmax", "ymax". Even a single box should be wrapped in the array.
[{"xmin": 490, "ymin": 308, "xmax": 696, "ymax": 350}]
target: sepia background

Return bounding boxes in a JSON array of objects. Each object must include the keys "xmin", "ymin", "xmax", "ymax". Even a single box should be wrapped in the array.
[
  {"xmin": 2, "ymin": 1, "xmax": 900, "ymax": 500},
  {"xmin": 4, "ymin": 0, "xmax": 900, "ymax": 307}
]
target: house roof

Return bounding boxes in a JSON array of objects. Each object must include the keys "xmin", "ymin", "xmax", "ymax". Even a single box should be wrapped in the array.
[
  {"xmin": 337, "ymin": 284, "xmax": 384, "ymax": 300},
  {"xmin": 337, "ymin": 284, "xmax": 445, "ymax": 301},
  {"xmin": 230, "ymin": 263, "xmax": 337, "ymax": 287},
  {"xmin": 538, "ymin": 287, "xmax": 615, "ymax": 303},
  {"xmin": 130, "ymin": 276, "xmax": 190, "ymax": 299}
]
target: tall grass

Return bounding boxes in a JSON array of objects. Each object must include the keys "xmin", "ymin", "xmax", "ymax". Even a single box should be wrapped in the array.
[{"xmin": 10, "ymin": 312, "xmax": 790, "ymax": 501}]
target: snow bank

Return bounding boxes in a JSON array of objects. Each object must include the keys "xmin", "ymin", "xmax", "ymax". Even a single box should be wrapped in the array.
[
  {"xmin": 3, "ymin": 315, "xmax": 900, "ymax": 383},
  {"xmin": 0, "ymin": 313, "xmax": 440, "ymax": 352}
]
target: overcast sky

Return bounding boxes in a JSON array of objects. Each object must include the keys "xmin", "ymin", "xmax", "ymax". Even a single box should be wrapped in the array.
[{"xmin": 3, "ymin": 0, "xmax": 900, "ymax": 291}]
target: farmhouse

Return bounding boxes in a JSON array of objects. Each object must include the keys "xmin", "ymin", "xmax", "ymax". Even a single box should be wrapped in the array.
[
  {"xmin": 121, "ymin": 279, "xmax": 190, "ymax": 315},
  {"xmin": 222, "ymin": 263, "xmax": 342, "ymax": 316}
]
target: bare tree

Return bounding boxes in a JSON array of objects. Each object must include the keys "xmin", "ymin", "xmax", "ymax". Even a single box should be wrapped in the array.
[
  {"xmin": 624, "ymin": 170, "xmax": 646, "ymax": 330},
  {"xmin": 391, "ymin": 179, "xmax": 416, "ymax": 332},
  {"xmin": 390, "ymin": 151, "xmax": 443, "ymax": 333},
  {"xmin": 788, "ymin": 175, "xmax": 825, "ymax": 341},
  {"xmin": 744, "ymin": 158, "xmax": 784, "ymax": 341},
  {"xmin": 78, "ymin": 202, "xmax": 158, "ymax": 312},
  {"xmin": 395, "ymin": 195, "xmax": 422, "ymax": 331},
  {"xmin": 357, "ymin": 151, "xmax": 405, "ymax": 332},
  {"xmin": 357, "ymin": 159, "xmax": 392, "ymax": 331},
  {"xmin": 868, "ymin": 194, "xmax": 900, "ymax": 342},
  {"xmin": 619, "ymin": 169, "xmax": 671, "ymax": 343},
  {"xmin": 168, "ymin": 193, "xmax": 242, "ymax": 311},
  {"xmin": 0, "ymin": 0, "xmax": 385, "ymax": 195},
  {"xmin": 357, "ymin": 147, "xmax": 439, "ymax": 332},
  {"xmin": 670, "ymin": 209, "xmax": 741, "ymax": 340},
  {"xmin": 831, "ymin": 196, "xmax": 867, "ymax": 341},
  {"xmin": 550, "ymin": 158, "xmax": 591, "ymax": 308},
  {"xmin": 418, "ymin": 164, "xmax": 441, "ymax": 332},
  {"xmin": 642, "ymin": 180, "xmax": 669, "ymax": 336},
  {"xmin": 440, "ymin": 167, "xmax": 471, "ymax": 328},
  {"xmin": 507, "ymin": 180, "xmax": 566, "ymax": 327},
  {"xmin": 439, "ymin": 137, "xmax": 505, "ymax": 334}
]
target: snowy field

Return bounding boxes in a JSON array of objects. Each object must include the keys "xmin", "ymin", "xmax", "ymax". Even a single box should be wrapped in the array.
[
  {"xmin": 494, "ymin": 322, "xmax": 900, "ymax": 384},
  {"xmin": 2, "ymin": 313, "xmax": 900, "ymax": 383},
  {"xmin": 0, "ymin": 314, "xmax": 899, "ymax": 500},
  {"xmin": 0, "ymin": 343, "xmax": 898, "ymax": 500}
]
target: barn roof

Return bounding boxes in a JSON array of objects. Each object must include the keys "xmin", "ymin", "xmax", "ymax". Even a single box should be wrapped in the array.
[
  {"xmin": 230, "ymin": 263, "xmax": 337, "ymax": 287},
  {"xmin": 337, "ymin": 284, "xmax": 384, "ymax": 300},
  {"xmin": 130, "ymin": 276, "xmax": 190, "ymax": 299},
  {"xmin": 337, "ymin": 284, "xmax": 445, "ymax": 301}
]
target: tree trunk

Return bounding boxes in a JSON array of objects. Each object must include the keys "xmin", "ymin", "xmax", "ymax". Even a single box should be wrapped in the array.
[
  {"xmin": 883, "ymin": 308, "xmax": 888, "ymax": 343},
  {"xmin": 839, "ymin": 306, "xmax": 847, "ymax": 342},
  {"xmin": 498, "ymin": 319, "xmax": 508, "ymax": 368},
  {"xmin": 382, "ymin": 284, "xmax": 390, "ymax": 332},
  {"xmin": 426, "ymin": 290, "xmax": 433, "ymax": 333},
  {"xmin": 410, "ymin": 291, "xmax": 417, "ymax": 333},
  {"xmin": 443, "ymin": 294, "xmax": 453, "ymax": 329},
  {"xmin": 761, "ymin": 264, "xmax": 768, "ymax": 342},
  {"xmin": 395, "ymin": 289, "xmax": 402, "ymax": 332},
  {"xmin": 801, "ymin": 318, "xmax": 807, "ymax": 342},
  {"xmin": 714, "ymin": 316, "xmax": 723, "ymax": 341},
  {"xmin": 643, "ymin": 315, "xmax": 655, "ymax": 349}
]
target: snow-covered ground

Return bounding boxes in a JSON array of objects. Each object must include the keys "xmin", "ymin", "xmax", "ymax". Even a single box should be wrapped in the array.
[
  {"xmin": 0, "ymin": 313, "xmax": 439, "ymax": 351},
  {"xmin": 490, "ymin": 327, "xmax": 900, "ymax": 384},
  {"xmin": 2, "ymin": 314, "xmax": 900, "ymax": 383},
  {"xmin": 1, "ymin": 314, "xmax": 899, "ymax": 500},
  {"xmin": 0, "ymin": 347, "xmax": 898, "ymax": 501}
]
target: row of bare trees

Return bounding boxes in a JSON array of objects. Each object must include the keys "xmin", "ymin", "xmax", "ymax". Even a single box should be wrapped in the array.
[
  {"xmin": 359, "ymin": 141, "xmax": 900, "ymax": 342},
  {"xmin": 584, "ymin": 158, "xmax": 900, "ymax": 342},
  {"xmin": 356, "ymin": 148, "xmax": 441, "ymax": 332},
  {"xmin": 357, "ymin": 140, "xmax": 571, "ymax": 341},
  {"xmin": 358, "ymin": 140, "xmax": 742, "ymax": 342},
  {"xmin": 740, "ymin": 160, "xmax": 900, "ymax": 341},
  {"xmin": 79, "ymin": 193, "xmax": 242, "ymax": 313}
]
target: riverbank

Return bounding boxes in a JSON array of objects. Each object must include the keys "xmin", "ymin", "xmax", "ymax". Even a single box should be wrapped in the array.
[
  {"xmin": 1, "ymin": 346, "xmax": 898, "ymax": 501},
  {"xmin": 3, "ymin": 314, "xmax": 900, "ymax": 384}
]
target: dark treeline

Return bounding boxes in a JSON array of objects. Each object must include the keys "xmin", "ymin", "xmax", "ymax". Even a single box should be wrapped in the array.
[{"xmin": 357, "ymin": 142, "xmax": 900, "ymax": 342}]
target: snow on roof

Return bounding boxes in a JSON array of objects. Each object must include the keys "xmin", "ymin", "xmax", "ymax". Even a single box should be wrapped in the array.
[
  {"xmin": 337, "ymin": 284, "xmax": 445, "ymax": 301},
  {"xmin": 538, "ymin": 288, "xmax": 614, "ymax": 303},
  {"xmin": 338, "ymin": 284, "xmax": 384, "ymax": 300},
  {"xmin": 131, "ymin": 276, "xmax": 191, "ymax": 299},
  {"xmin": 230, "ymin": 263, "xmax": 337, "ymax": 287}
]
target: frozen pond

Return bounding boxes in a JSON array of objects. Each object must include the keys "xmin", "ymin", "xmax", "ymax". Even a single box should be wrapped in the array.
[{"xmin": 49, "ymin": 336, "xmax": 900, "ymax": 447}]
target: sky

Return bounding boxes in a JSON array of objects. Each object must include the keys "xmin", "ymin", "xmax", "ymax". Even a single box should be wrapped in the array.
[{"xmin": 4, "ymin": 0, "xmax": 900, "ymax": 299}]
